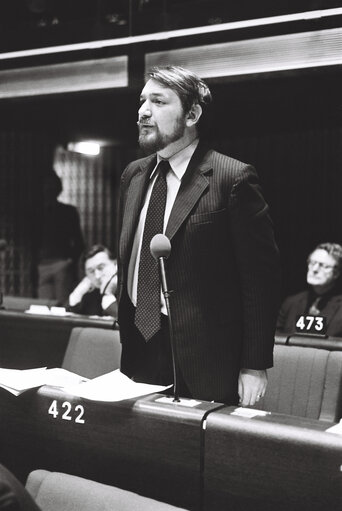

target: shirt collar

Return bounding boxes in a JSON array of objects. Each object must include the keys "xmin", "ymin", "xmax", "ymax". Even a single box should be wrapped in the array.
[{"xmin": 150, "ymin": 138, "xmax": 199, "ymax": 181}]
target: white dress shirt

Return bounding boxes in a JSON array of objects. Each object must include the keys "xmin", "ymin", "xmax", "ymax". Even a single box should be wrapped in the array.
[{"xmin": 128, "ymin": 138, "xmax": 199, "ymax": 314}]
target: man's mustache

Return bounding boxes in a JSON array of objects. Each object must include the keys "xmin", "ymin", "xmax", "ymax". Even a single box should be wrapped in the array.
[{"xmin": 136, "ymin": 119, "xmax": 155, "ymax": 126}]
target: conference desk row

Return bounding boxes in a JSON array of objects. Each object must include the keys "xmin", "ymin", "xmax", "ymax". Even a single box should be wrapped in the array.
[
  {"xmin": 1, "ymin": 386, "xmax": 341, "ymax": 511},
  {"xmin": 2, "ymin": 309, "xmax": 342, "ymax": 372},
  {"xmin": 0, "ymin": 309, "xmax": 115, "ymax": 369}
]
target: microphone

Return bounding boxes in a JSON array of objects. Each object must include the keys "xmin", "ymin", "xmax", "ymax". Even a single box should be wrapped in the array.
[
  {"xmin": 150, "ymin": 234, "xmax": 180, "ymax": 402},
  {"xmin": 150, "ymin": 234, "xmax": 171, "ymax": 298},
  {"xmin": 150, "ymin": 234, "xmax": 171, "ymax": 258}
]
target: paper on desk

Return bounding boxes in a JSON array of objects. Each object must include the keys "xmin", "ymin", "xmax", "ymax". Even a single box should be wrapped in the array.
[
  {"xmin": 0, "ymin": 367, "xmax": 87, "ymax": 396},
  {"xmin": 231, "ymin": 407, "xmax": 271, "ymax": 418},
  {"xmin": 25, "ymin": 305, "xmax": 72, "ymax": 316},
  {"xmin": 63, "ymin": 369, "xmax": 171, "ymax": 402},
  {"xmin": 44, "ymin": 368, "xmax": 88, "ymax": 387},
  {"xmin": 325, "ymin": 421, "xmax": 342, "ymax": 435},
  {"xmin": 0, "ymin": 367, "xmax": 48, "ymax": 395}
]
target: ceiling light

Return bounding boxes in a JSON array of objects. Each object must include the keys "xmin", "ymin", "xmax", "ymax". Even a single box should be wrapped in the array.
[{"xmin": 68, "ymin": 141, "xmax": 100, "ymax": 155}]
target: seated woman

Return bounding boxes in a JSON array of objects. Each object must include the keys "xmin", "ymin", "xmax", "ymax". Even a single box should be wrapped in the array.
[{"xmin": 68, "ymin": 245, "xmax": 117, "ymax": 318}]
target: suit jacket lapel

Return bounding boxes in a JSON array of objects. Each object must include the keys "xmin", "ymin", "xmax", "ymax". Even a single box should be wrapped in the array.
[
  {"xmin": 165, "ymin": 144, "xmax": 212, "ymax": 241},
  {"xmin": 323, "ymin": 294, "xmax": 342, "ymax": 326},
  {"xmin": 120, "ymin": 155, "xmax": 156, "ymax": 262}
]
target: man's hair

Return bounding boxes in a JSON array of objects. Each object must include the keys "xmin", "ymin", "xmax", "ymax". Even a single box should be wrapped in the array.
[
  {"xmin": 146, "ymin": 65, "xmax": 212, "ymax": 119},
  {"xmin": 309, "ymin": 242, "xmax": 342, "ymax": 271},
  {"xmin": 84, "ymin": 244, "xmax": 114, "ymax": 263}
]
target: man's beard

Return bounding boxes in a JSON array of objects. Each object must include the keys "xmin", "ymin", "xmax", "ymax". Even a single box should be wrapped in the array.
[{"xmin": 138, "ymin": 117, "xmax": 186, "ymax": 155}]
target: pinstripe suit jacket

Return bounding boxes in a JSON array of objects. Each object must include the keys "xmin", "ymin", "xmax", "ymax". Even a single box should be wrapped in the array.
[{"xmin": 117, "ymin": 143, "xmax": 280, "ymax": 402}]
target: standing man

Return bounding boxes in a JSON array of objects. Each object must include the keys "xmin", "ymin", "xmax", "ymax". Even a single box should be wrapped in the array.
[
  {"xmin": 117, "ymin": 65, "xmax": 280, "ymax": 405},
  {"xmin": 36, "ymin": 171, "xmax": 84, "ymax": 305}
]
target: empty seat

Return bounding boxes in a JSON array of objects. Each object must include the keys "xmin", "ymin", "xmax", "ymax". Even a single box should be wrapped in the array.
[
  {"xmin": 253, "ymin": 344, "xmax": 342, "ymax": 421},
  {"xmin": 26, "ymin": 470, "xmax": 189, "ymax": 511},
  {"xmin": 62, "ymin": 327, "xmax": 121, "ymax": 378}
]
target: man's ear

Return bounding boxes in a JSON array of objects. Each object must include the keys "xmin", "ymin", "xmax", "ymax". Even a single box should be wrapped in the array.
[
  {"xmin": 333, "ymin": 267, "xmax": 341, "ymax": 280},
  {"xmin": 186, "ymin": 103, "xmax": 202, "ymax": 127}
]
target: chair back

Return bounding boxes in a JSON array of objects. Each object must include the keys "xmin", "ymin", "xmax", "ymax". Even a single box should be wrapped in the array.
[
  {"xmin": 26, "ymin": 470, "xmax": 188, "ymax": 510},
  {"xmin": 62, "ymin": 326, "xmax": 121, "ymax": 378},
  {"xmin": 254, "ymin": 344, "xmax": 342, "ymax": 421}
]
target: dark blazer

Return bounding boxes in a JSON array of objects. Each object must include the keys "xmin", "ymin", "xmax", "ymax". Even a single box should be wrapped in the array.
[
  {"xmin": 68, "ymin": 289, "xmax": 118, "ymax": 318},
  {"xmin": 38, "ymin": 202, "xmax": 84, "ymax": 263},
  {"xmin": 117, "ymin": 143, "xmax": 280, "ymax": 402},
  {"xmin": 277, "ymin": 290, "xmax": 342, "ymax": 337}
]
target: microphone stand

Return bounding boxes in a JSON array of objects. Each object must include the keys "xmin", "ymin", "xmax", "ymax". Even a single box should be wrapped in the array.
[
  {"xmin": 158, "ymin": 256, "xmax": 180, "ymax": 403},
  {"xmin": 0, "ymin": 241, "xmax": 7, "ymax": 309}
]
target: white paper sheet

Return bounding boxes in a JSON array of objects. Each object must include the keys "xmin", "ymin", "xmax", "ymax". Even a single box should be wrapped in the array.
[
  {"xmin": 63, "ymin": 369, "xmax": 171, "ymax": 402},
  {"xmin": 0, "ymin": 367, "xmax": 87, "ymax": 396},
  {"xmin": 326, "ymin": 421, "xmax": 342, "ymax": 435},
  {"xmin": 231, "ymin": 407, "xmax": 271, "ymax": 418}
]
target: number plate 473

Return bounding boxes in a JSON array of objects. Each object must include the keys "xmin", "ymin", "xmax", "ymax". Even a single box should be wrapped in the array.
[{"xmin": 295, "ymin": 315, "xmax": 327, "ymax": 335}]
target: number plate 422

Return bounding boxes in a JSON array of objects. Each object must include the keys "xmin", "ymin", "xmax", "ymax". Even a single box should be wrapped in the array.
[
  {"xmin": 295, "ymin": 315, "xmax": 327, "ymax": 335},
  {"xmin": 48, "ymin": 400, "xmax": 85, "ymax": 424}
]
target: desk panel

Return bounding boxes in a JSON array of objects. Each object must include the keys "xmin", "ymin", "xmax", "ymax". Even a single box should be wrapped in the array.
[
  {"xmin": 0, "ymin": 310, "xmax": 115, "ymax": 369},
  {"xmin": 0, "ymin": 387, "xmax": 221, "ymax": 510},
  {"xmin": 203, "ymin": 407, "xmax": 342, "ymax": 511},
  {"xmin": 287, "ymin": 334, "xmax": 342, "ymax": 351}
]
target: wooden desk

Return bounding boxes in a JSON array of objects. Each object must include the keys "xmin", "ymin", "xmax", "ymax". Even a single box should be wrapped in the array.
[
  {"xmin": 203, "ymin": 407, "xmax": 342, "ymax": 511},
  {"xmin": 0, "ymin": 386, "xmax": 221, "ymax": 510},
  {"xmin": 0, "ymin": 310, "xmax": 115, "ymax": 369},
  {"xmin": 1, "ymin": 385, "xmax": 341, "ymax": 510}
]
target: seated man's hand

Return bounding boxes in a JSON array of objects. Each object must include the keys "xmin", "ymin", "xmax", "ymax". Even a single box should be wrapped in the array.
[
  {"xmin": 101, "ymin": 274, "xmax": 118, "ymax": 296},
  {"xmin": 100, "ymin": 262, "xmax": 118, "ymax": 295},
  {"xmin": 69, "ymin": 277, "xmax": 94, "ymax": 306},
  {"xmin": 238, "ymin": 368, "xmax": 268, "ymax": 407}
]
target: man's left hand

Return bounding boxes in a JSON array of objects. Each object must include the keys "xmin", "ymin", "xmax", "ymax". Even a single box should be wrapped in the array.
[{"xmin": 238, "ymin": 368, "xmax": 268, "ymax": 407}]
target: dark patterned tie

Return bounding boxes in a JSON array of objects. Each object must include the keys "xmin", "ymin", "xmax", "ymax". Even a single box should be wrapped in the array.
[
  {"xmin": 134, "ymin": 159, "xmax": 170, "ymax": 340},
  {"xmin": 308, "ymin": 297, "xmax": 321, "ymax": 315}
]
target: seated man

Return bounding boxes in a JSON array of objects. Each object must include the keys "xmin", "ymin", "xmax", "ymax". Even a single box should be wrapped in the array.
[
  {"xmin": 68, "ymin": 245, "xmax": 118, "ymax": 318},
  {"xmin": 277, "ymin": 242, "xmax": 342, "ymax": 337}
]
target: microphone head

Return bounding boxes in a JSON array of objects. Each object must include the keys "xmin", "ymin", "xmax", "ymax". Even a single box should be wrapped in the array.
[{"xmin": 150, "ymin": 234, "xmax": 171, "ymax": 260}]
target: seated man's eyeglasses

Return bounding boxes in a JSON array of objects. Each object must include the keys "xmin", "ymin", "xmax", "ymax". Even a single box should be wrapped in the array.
[{"xmin": 307, "ymin": 259, "xmax": 336, "ymax": 271}]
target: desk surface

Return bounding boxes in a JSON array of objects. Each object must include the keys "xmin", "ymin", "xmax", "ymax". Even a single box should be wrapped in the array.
[
  {"xmin": 0, "ymin": 310, "xmax": 116, "ymax": 369},
  {"xmin": 0, "ymin": 309, "xmax": 115, "ymax": 328}
]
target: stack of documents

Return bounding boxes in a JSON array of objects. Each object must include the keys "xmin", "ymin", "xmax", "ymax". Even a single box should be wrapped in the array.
[
  {"xmin": 0, "ymin": 367, "xmax": 170, "ymax": 402},
  {"xmin": 0, "ymin": 367, "xmax": 87, "ymax": 396}
]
